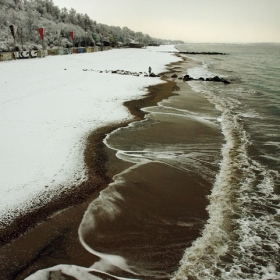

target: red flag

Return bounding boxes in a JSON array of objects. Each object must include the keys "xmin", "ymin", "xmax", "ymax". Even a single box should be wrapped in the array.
[
  {"xmin": 69, "ymin": 31, "xmax": 74, "ymax": 41},
  {"xmin": 37, "ymin": 28, "xmax": 44, "ymax": 40}
]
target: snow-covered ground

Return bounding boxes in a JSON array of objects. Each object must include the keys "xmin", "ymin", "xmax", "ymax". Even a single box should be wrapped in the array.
[{"xmin": 0, "ymin": 45, "xmax": 179, "ymax": 227}]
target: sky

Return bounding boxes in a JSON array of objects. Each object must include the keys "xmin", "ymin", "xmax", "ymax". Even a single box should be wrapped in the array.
[{"xmin": 52, "ymin": 0, "xmax": 280, "ymax": 43}]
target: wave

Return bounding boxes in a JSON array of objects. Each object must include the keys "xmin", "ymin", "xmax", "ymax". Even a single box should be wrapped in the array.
[{"xmin": 172, "ymin": 74, "xmax": 280, "ymax": 279}]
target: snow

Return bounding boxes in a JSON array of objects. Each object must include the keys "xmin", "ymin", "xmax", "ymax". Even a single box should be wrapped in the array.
[{"xmin": 0, "ymin": 45, "xmax": 179, "ymax": 227}]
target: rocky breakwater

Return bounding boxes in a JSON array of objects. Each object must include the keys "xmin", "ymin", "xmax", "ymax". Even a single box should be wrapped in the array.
[
  {"xmin": 83, "ymin": 69, "xmax": 161, "ymax": 78},
  {"xmin": 171, "ymin": 73, "xmax": 231, "ymax": 84},
  {"xmin": 82, "ymin": 68, "xmax": 230, "ymax": 84},
  {"xmin": 179, "ymin": 51, "xmax": 227, "ymax": 55}
]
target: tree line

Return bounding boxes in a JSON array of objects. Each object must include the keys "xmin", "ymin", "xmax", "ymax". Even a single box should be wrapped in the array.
[{"xmin": 0, "ymin": 0, "xmax": 184, "ymax": 51}]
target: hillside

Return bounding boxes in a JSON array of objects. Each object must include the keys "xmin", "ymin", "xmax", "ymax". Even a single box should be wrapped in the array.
[{"xmin": 0, "ymin": 0, "xmax": 183, "ymax": 51}]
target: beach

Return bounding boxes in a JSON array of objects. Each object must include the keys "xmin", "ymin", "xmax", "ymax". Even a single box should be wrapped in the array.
[
  {"xmin": 1, "ymin": 43, "xmax": 279, "ymax": 280},
  {"xmin": 1, "ymin": 44, "xmax": 205, "ymax": 279}
]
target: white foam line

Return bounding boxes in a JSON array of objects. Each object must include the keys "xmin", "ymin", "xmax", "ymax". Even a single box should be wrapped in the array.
[
  {"xmin": 77, "ymin": 202, "xmax": 138, "ymax": 276},
  {"xmin": 170, "ymin": 76, "xmax": 241, "ymax": 279},
  {"xmin": 144, "ymin": 104, "xmax": 198, "ymax": 116},
  {"xmin": 25, "ymin": 264, "xmax": 140, "ymax": 280},
  {"xmin": 142, "ymin": 108, "xmax": 220, "ymax": 129}
]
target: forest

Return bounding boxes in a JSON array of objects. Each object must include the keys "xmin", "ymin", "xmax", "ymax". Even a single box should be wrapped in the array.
[{"xmin": 0, "ymin": 0, "xmax": 183, "ymax": 51}]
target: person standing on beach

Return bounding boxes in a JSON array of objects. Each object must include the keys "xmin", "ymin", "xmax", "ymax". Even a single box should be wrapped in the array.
[{"xmin": 148, "ymin": 66, "xmax": 152, "ymax": 75}]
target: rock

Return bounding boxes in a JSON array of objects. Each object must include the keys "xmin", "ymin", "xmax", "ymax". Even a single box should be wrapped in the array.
[
  {"xmin": 183, "ymin": 75, "xmax": 193, "ymax": 81},
  {"xmin": 171, "ymin": 74, "xmax": 178, "ymax": 78},
  {"xmin": 205, "ymin": 76, "xmax": 230, "ymax": 84},
  {"xmin": 179, "ymin": 51, "xmax": 227, "ymax": 55},
  {"xmin": 199, "ymin": 77, "xmax": 205, "ymax": 81},
  {"xmin": 221, "ymin": 78, "xmax": 230, "ymax": 84},
  {"xmin": 212, "ymin": 76, "xmax": 222, "ymax": 82},
  {"xmin": 149, "ymin": 73, "xmax": 157, "ymax": 77}
]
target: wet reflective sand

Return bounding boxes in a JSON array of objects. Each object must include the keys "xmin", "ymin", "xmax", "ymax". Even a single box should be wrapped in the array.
[{"xmin": 0, "ymin": 59, "xmax": 223, "ymax": 280}]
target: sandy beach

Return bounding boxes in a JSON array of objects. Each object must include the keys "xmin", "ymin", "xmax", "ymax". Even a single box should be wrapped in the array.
[
  {"xmin": 0, "ymin": 47, "xmax": 224, "ymax": 279},
  {"xmin": 0, "ymin": 72, "xmax": 177, "ymax": 277}
]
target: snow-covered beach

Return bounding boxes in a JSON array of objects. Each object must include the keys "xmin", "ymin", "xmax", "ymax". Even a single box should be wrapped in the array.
[
  {"xmin": 5, "ymin": 43, "xmax": 278, "ymax": 280},
  {"xmin": 0, "ymin": 45, "xmax": 180, "ymax": 230}
]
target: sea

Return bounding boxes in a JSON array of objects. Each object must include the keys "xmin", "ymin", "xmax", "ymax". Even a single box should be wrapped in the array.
[{"xmin": 26, "ymin": 43, "xmax": 280, "ymax": 280}]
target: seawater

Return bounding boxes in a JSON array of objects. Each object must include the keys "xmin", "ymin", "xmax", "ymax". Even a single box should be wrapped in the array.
[
  {"xmin": 172, "ymin": 43, "xmax": 280, "ymax": 280},
  {"xmin": 26, "ymin": 44, "xmax": 280, "ymax": 280}
]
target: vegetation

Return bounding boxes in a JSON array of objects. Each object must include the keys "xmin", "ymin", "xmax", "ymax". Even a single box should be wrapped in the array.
[{"xmin": 0, "ymin": 0, "xmax": 183, "ymax": 51}]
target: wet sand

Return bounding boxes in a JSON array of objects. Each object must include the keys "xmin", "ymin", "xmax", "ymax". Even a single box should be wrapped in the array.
[{"xmin": 0, "ymin": 57, "xmax": 216, "ymax": 280}]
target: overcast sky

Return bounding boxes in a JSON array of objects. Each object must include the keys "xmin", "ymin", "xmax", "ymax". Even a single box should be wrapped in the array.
[{"xmin": 53, "ymin": 0, "xmax": 280, "ymax": 43}]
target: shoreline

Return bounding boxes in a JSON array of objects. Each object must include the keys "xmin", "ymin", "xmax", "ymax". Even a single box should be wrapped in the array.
[
  {"xmin": 0, "ymin": 58, "xmax": 184, "ymax": 279},
  {"xmin": 0, "ymin": 72, "xmax": 179, "ymax": 245}
]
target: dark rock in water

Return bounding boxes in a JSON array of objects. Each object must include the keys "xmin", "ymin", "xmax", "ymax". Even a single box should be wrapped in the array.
[
  {"xmin": 149, "ymin": 73, "xmax": 157, "ymax": 77},
  {"xmin": 221, "ymin": 78, "xmax": 230, "ymax": 84},
  {"xmin": 111, "ymin": 70, "xmax": 117, "ymax": 74},
  {"xmin": 183, "ymin": 74, "xmax": 193, "ymax": 81},
  {"xmin": 212, "ymin": 76, "xmax": 231, "ymax": 84},
  {"xmin": 178, "ymin": 77, "xmax": 183, "ymax": 80},
  {"xmin": 171, "ymin": 74, "xmax": 178, "ymax": 78},
  {"xmin": 180, "ymin": 73, "xmax": 230, "ymax": 84},
  {"xmin": 179, "ymin": 51, "xmax": 227, "ymax": 55},
  {"xmin": 205, "ymin": 76, "xmax": 230, "ymax": 84},
  {"xmin": 212, "ymin": 76, "xmax": 222, "ymax": 82}
]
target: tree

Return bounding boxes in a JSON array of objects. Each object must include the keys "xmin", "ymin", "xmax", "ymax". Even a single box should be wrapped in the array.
[
  {"xmin": 25, "ymin": 9, "xmax": 39, "ymax": 42},
  {"xmin": 68, "ymin": 8, "xmax": 77, "ymax": 25},
  {"xmin": 60, "ymin": 7, "xmax": 68, "ymax": 23},
  {"xmin": 0, "ymin": 0, "xmax": 183, "ymax": 51}
]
